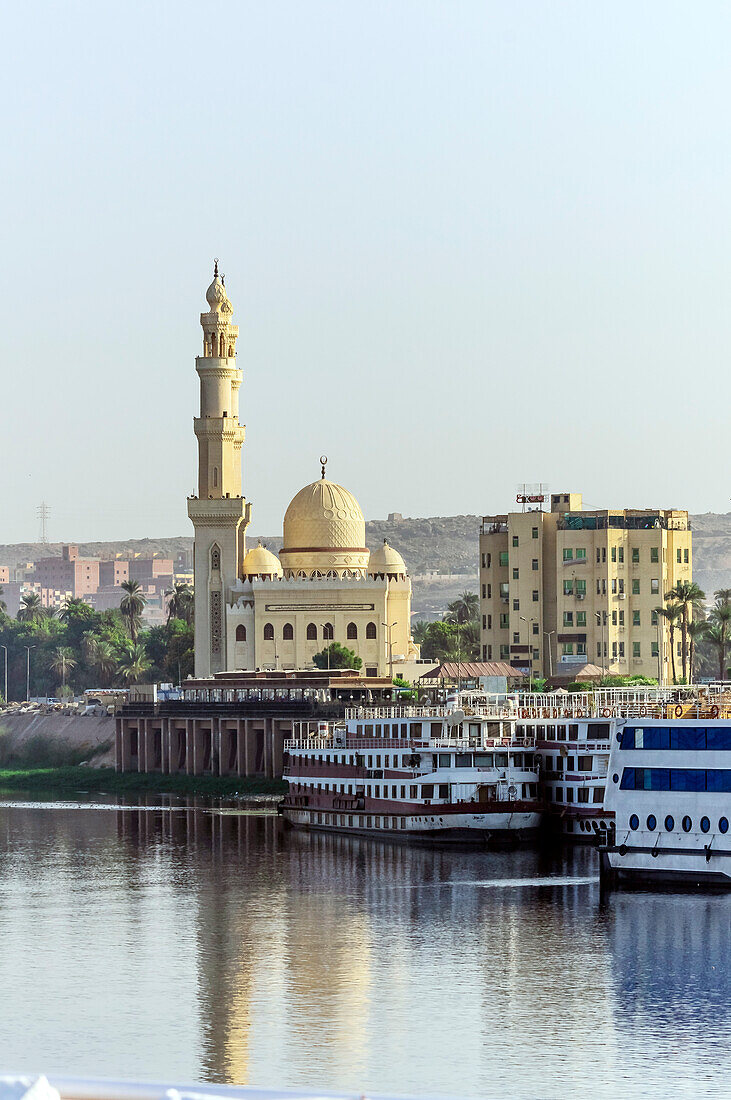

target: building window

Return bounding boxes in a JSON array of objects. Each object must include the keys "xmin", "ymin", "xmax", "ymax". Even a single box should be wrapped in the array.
[
  {"xmin": 366, "ymin": 621, "xmax": 377, "ymax": 639},
  {"xmin": 632, "ymin": 548, "xmax": 640, "ymax": 563},
  {"xmin": 651, "ymin": 579, "xmax": 660, "ymax": 594},
  {"xmin": 632, "ymin": 579, "xmax": 640, "ymax": 595},
  {"xmin": 651, "ymin": 641, "xmax": 659, "ymax": 657},
  {"xmin": 618, "ymin": 548, "xmax": 624, "ymax": 563},
  {"xmin": 513, "ymin": 631, "xmax": 520, "ymax": 644},
  {"xmin": 651, "ymin": 609, "xmax": 658, "ymax": 626},
  {"xmin": 619, "ymin": 642, "xmax": 625, "ymax": 658},
  {"xmin": 619, "ymin": 610, "xmax": 624, "ymax": 626},
  {"xmin": 482, "ymin": 584, "xmax": 486, "ymax": 598},
  {"xmin": 346, "ymin": 622, "xmax": 358, "ymax": 640},
  {"xmin": 576, "ymin": 579, "xmax": 586, "ymax": 596},
  {"xmin": 499, "ymin": 644, "xmax": 509, "ymax": 660},
  {"xmin": 563, "ymin": 611, "xmax": 573, "ymax": 626},
  {"xmin": 487, "ymin": 644, "xmax": 492, "ymax": 659},
  {"xmin": 532, "ymin": 590, "xmax": 539, "ymax": 602},
  {"xmin": 307, "ymin": 623, "xmax": 318, "ymax": 640},
  {"xmin": 499, "ymin": 551, "xmax": 509, "ymax": 567},
  {"xmin": 611, "ymin": 547, "xmax": 616, "ymax": 563},
  {"xmin": 500, "ymin": 582, "xmax": 509, "ymax": 598},
  {"xmin": 562, "ymin": 643, "xmax": 574, "ymax": 656},
  {"xmin": 532, "ymin": 622, "xmax": 539, "ymax": 635},
  {"xmin": 651, "ymin": 547, "xmax": 659, "ymax": 563},
  {"xmin": 563, "ymin": 580, "xmax": 573, "ymax": 596},
  {"xmin": 263, "ymin": 623, "xmax": 274, "ymax": 640},
  {"xmin": 487, "ymin": 614, "xmax": 492, "ymax": 628},
  {"xmin": 482, "ymin": 615, "xmax": 486, "ymax": 629},
  {"xmin": 235, "ymin": 625, "xmax": 246, "ymax": 641},
  {"xmin": 499, "ymin": 613, "xmax": 509, "ymax": 628},
  {"xmin": 577, "ymin": 642, "xmax": 586, "ymax": 656},
  {"xmin": 633, "ymin": 641, "xmax": 641, "ymax": 658},
  {"xmin": 576, "ymin": 611, "xmax": 586, "ymax": 627},
  {"xmin": 532, "ymin": 559, "xmax": 538, "ymax": 571},
  {"xmin": 513, "ymin": 599, "xmax": 520, "ymax": 611},
  {"xmin": 677, "ymin": 548, "xmax": 682, "ymax": 563},
  {"xmin": 323, "ymin": 623, "xmax": 334, "ymax": 640},
  {"xmin": 283, "ymin": 622, "xmax": 294, "ymax": 640},
  {"xmin": 684, "ymin": 549, "xmax": 689, "ymax": 563},
  {"xmin": 532, "ymin": 527, "xmax": 538, "ymax": 539},
  {"xmin": 563, "ymin": 548, "xmax": 573, "ymax": 561},
  {"xmin": 576, "ymin": 548, "xmax": 586, "ymax": 560},
  {"xmin": 512, "ymin": 536, "xmax": 519, "ymax": 547},
  {"xmin": 513, "ymin": 568, "xmax": 519, "ymax": 579},
  {"xmin": 487, "ymin": 584, "xmax": 491, "ymax": 598},
  {"xmin": 633, "ymin": 610, "xmax": 640, "ymax": 626}
]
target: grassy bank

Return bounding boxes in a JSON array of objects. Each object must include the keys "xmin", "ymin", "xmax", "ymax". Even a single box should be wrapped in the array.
[{"xmin": 0, "ymin": 766, "xmax": 286, "ymax": 799}]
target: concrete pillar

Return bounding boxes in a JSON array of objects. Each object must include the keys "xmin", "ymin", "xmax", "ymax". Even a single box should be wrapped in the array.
[
  {"xmin": 264, "ymin": 718, "xmax": 273, "ymax": 778},
  {"xmin": 115, "ymin": 718, "xmax": 123, "ymax": 772},
  {"xmin": 186, "ymin": 719, "xmax": 193, "ymax": 775},
  {"xmin": 217, "ymin": 718, "xmax": 223, "ymax": 776},
  {"xmin": 243, "ymin": 719, "xmax": 252, "ymax": 777}
]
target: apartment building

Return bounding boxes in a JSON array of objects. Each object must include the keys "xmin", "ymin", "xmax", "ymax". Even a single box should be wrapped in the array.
[
  {"xmin": 33, "ymin": 544, "xmax": 100, "ymax": 597},
  {"xmin": 479, "ymin": 491, "xmax": 692, "ymax": 683}
]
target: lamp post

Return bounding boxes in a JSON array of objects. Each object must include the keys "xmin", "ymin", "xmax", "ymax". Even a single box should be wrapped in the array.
[
  {"xmin": 382, "ymin": 621, "xmax": 398, "ymax": 682},
  {"xmin": 24, "ymin": 645, "xmax": 36, "ymax": 703},
  {"xmin": 519, "ymin": 617, "xmax": 535, "ymax": 692},
  {"xmin": 0, "ymin": 645, "xmax": 7, "ymax": 705},
  {"xmin": 543, "ymin": 631, "xmax": 555, "ymax": 680}
]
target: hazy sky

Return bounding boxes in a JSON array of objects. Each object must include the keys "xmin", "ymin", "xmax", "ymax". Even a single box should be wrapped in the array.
[{"xmin": 2, "ymin": 1, "xmax": 730, "ymax": 545}]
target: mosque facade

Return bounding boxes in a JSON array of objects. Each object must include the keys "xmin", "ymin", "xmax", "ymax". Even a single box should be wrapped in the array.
[{"xmin": 187, "ymin": 265, "xmax": 418, "ymax": 678}]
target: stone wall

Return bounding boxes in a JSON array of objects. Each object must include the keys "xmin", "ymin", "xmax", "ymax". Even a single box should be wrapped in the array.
[{"xmin": 0, "ymin": 713, "xmax": 115, "ymax": 767}]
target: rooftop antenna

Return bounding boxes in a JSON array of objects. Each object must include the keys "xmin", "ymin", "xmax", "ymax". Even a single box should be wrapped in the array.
[
  {"xmin": 320, "ymin": 454, "xmax": 328, "ymax": 480},
  {"xmin": 37, "ymin": 502, "xmax": 50, "ymax": 545}
]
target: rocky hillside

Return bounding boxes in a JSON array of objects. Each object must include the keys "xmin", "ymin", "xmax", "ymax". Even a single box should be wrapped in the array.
[{"xmin": 2, "ymin": 512, "xmax": 730, "ymax": 619}]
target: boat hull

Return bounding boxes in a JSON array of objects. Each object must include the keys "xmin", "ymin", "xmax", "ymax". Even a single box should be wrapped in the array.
[
  {"xmin": 281, "ymin": 805, "xmax": 543, "ymax": 845},
  {"xmin": 600, "ymin": 846, "xmax": 731, "ymax": 887}
]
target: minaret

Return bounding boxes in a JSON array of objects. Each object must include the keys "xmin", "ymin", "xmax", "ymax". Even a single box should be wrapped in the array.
[{"xmin": 188, "ymin": 262, "xmax": 251, "ymax": 677}]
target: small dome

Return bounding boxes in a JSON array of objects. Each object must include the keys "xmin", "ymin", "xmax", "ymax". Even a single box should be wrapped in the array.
[
  {"xmin": 280, "ymin": 472, "xmax": 369, "ymax": 575},
  {"xmin": 242, "ymin": 542, "xmax": 283, "ymax": 578},
  {"xmin": 369, "ymin": 539, "xmax": 406, "ymax": 576}
]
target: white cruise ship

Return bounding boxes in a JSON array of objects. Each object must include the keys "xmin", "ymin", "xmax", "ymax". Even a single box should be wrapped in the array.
[
  {"xmin": 601, "ymin": 709, "xmax": 731, "ymax": 887},
  {"xmin": 280, "ymin": 703, "xmax": 543, "ymax": 844}
]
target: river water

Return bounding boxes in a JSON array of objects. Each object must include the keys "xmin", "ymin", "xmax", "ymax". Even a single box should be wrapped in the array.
[{"xmin": 0, "ymin": 796, "xmax": 728, "ymax": 1099}]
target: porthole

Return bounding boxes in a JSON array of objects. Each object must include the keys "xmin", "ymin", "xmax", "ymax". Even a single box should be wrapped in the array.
[
  {"xmin": 646, "ymin": 814, "xmax": 657, "ymax": 831},
  {"xmin": 629, "ymin": 814, "xmax": 639, "ymax": 831},
  {"xmin": 720, "ymin": 817, "xmax": 729, "ymax": 834},
  {"xmin": 700, "ymin": 817, "xmax": 711, "ymax": 833},
  {"xmin": 682, "ymin": 816, "xmax": 692, "ymax": 833},
  {"xmin": 612, "ymin": 773, "xmax": 619, "ymax": 784},
  {"xmin": 665, "ymin": 815, "xmax": 674, "ymax": 832}
]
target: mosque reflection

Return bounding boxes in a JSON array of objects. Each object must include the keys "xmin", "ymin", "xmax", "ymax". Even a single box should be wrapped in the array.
[{"xmin": 110, "ymin": 801, "xmax": 730, "ymax": 1092}]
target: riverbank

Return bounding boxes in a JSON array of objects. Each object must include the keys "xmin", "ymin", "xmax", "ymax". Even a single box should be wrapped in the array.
[{"xmin": 0, "ymin": 766, "xmax": 286, "ymax": 798}]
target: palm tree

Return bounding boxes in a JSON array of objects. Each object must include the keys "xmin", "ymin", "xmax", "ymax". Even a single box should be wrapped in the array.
[
  {"xmin": 17, "ymin": 592, "xmax": 43, "ymax": 623},
  {"xmin": 655, "ymin": 603, "xmax": 682, "ymax": 684},
  {"xmin": 0, "ymin": 587, "xmax": 6, "ymax": 614},
  {"xmin": 120, "ymin": 580, "xmax": 146, "ymax": 643},
  {"xmin": 686, "ymin": 620, "xmax": 708, "ymax": 684},
  {"xmin": 714, "ymin": 588, "xmax": 731, "ymax": 605},
  {"xmin": 412, "ymin": 621, "xmax": 430, "ymax": 647},
  {"xmin": 445, "ymin": 591, "xmax": 479, "ymax": 624},
  {"xmin": 165, "ymin": 581, "xmax": 194, "ymax": 624},
  {"xmin": 707, "ymin": 599, "xmax": 731, "ymax": 680},
  {"xmin": 60, "ymin": 597, "xmax": 94, "ymax": 623},
  {"xmin": 48, "ymin": 646, "xmax": 77, "ymax": 692},
  {"xmin": 83, "ymin": 633, "xmax": 117, "ymax": 686},
  {"xmin": 665, "ymin": 581, "xmax": 705, "ymax": 682},
  {"xmin": 117, "ymin": 642, "xmax": 151, "ymax": 685}
]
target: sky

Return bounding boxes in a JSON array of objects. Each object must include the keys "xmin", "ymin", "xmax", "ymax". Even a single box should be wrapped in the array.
[{"xmin": 1, "ymin": 0, "xmax": 730, "ymax": 544}]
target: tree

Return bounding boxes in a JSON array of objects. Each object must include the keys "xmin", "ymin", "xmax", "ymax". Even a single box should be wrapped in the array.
[
  {"xmin": 312, "ymin": 642, "xmax": 362, "ymax": 671},
  {"xmin": 445, "ymin": 591, "xmax": 479, "ymax": 625},
  {"xmin": 47, "ymin": 646, "xmax": 77, "ymax": 693},
  {"xmin": 117, "ymin": 642, "xmax": 151, "ymax": 684},
  {"xmin": 82, "ymin": 633, "xmax": 117, "ymax": 686},
  {"xmin": 165, "ymin": 581, "xmax": 194, "ymax": 624},
  {"xmin": 686, "ymin": 620, "xmax": 708, "ymax": 684},
  {"xmin": 707, "ymin": 598, "xmax": 731, "ymax": 680},
  {"xmin": 17, "ymin": 592, "xmax": 43, "ymax": 624},
  {"xmin": 60, "ymin": 597, "xmax": 95, "ymax": 624},
  {"xmin": 655, "ymin": 603, "xmax": 682, "ymax": 684},
  {"xmin": 412, "ymin": 621, "xmax": 430, "ymax": 647},
  {"xmin": 419, "ymin": 620, "xmax": 460, "ymax": 663},
  {"xmin": 120, "ymin": 580, "xmax": 146, "ymax": 643},
  {"xmin": 0, "ymin": 587, "xmax": 6, "ymax": 614},
  {"xmin": 665, "ymin": 581, "xmax": 705, "ymax": 682}
]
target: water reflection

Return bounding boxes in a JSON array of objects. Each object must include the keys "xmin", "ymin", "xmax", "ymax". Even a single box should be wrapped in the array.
[{"xmin": 0, "ymin": 798, "xmax": 727, "ymax": 1098}]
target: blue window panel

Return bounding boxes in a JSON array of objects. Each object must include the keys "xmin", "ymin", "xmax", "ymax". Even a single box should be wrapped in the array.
[
  {"xmin": 648, "ymin": 769, "xmax": 670, "ymax": 790},
  {"xmin": 706, "ymin": 770, "xmax": 731, "ymax": 793},
  {"xmin": 621, "ymin": 728, "xmax": 637, "ymax": 749},
  {"xmin": 670, "ymin": 769, "xmax": 706, "ymax": 792},
  {"xmin": 706, "ymin": 728, "xmax": 731, "ymax": 751},
  {"xmin": 670, "ymin": 727, "xmax": 706, "ymax": 751},
  {"xmin": 619, "ymin": 768, "xmax": 636, "ymax": 790},
  {"xmin": 644, "ymin": 728, "xmax": 670, "ymax": 750}
]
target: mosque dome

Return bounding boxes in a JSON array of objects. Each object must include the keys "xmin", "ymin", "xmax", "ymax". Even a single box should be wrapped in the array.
[
  {"xmin": 242, "ymin": 542, "xmax": 283, "ymax": 579},
  {"xmin": 280, "ymin": 467, "xmax": 370, "ymax": 577},
  {"xmin": 368, "ymin": 539, "xmax": 406, "ymax": 578},
  {"xmin": 206, "ymin": 275, "xmax": 228, "ymax": 312}
]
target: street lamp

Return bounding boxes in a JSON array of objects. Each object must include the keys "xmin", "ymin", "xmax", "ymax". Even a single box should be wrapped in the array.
[
  {"xmin": 519, "ymin": 617, "xmax": 535, "ymax": 692},
  {"xmin": 0, "ymin": 644, "xmax": 7, "ymax": 705},
  {"xmin": 543, "ymin": 630, "xmax": 555, "ymax": 680},
  {"xmin": 24, "ymin": 645, "xmax": 36, "ymax": 703},
  {"xmin": 382, "ymin": 621, "xmax": 398, "ymax": 682}
]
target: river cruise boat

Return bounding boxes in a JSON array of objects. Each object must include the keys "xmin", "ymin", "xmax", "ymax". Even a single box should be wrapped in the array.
[
  {"xmin": 280, "ymin": 703, "xmax": 543, "ymax": 844},
  {"xmin": 600, "ymin": 693, "xmax": 731, "ymax": 887}
]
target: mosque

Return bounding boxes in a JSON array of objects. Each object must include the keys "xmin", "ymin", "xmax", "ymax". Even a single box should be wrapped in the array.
[{"xmin": 187, "ymin": 264, "xmax": 419, "ymax": 679}]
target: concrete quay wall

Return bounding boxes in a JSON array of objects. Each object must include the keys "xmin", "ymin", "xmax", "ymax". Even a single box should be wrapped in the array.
[{"xmin": 0, "ymin": 713, "xmax": 116, "ymax": 766}]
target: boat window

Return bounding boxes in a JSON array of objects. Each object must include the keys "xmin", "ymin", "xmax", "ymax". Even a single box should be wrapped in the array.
[
  {"xmin": 365, "ymin": 724, "xmax": 373, "ymax": 736},
  {"xmin": 422, "ymin": 784, "xmax": 434, "ymax": 798},
  {"xmin": 565, "ymin": 788, "xmax": 574, "ymax": 802},
  {"xmin": 700, "ymin": 816, "xmax": 711, "ymax": 833},
  {"xmin": 593, "ymin": 787, "xmax": 605, "ymax": 802},
  {"xmin": 474, "ymin": 752, "xmax": 494, "ymax": 767},
  {"xmin": 384, "ymin": 755, "xmax": 390, "ymax": 768},
  {"xmin": 682, "ymin": 816, "xmax": 692, "ymax": 832},
  {"xmin": 524, "ymin": 753, "xmax": 534, "ymax": 768},
  {"xmin": 438, "ymin": 784, "xmax": 449, "ymax": 798},
  {"xmin": 555, "ymin": 787, "xmax": 563, "ymax": 802},
  {"xmin": 513, "ymin": 753, "xmax": 523, "ymax": 768},
  {"xmin": 455, "ymin": 753, "xmax": 472, "ymax": 767},
  {"xmin": 629, "ymin": 814, "xmax": 639, "ymax": 830},
  {"xmin": 495, "ymin": 753, "xmax": 508, "ymax": 768},
  {"xmin": 647, "ymin": 814, "xmax": 657, "ymax": 830},
  {"xmin": 412, "ymin": 723, "xmax": 422, "ymax": 737},
  {"xmin": 578, "ymin": 755, "xmax": 593, "ymax": 771},
  {"xmin": 438, "ymin": 753, "xmax": 451, "ymax": 767},
  {"xmin": 593, "ymin": 723, "xmax": 609, "ymax": 737},
  {"xmin": 568, "ymin": 724, "xmax": 579, "ymax": 737},
  {"xmin": 578, "ymin": 788, "xmax": 590, "ymax": 803},
  {"xmin": 410, "ymin": 785, "xmax": 418, "ymax": 798},
  {"xmin": 557, "ymin": 726, "xmax": 567, "ymax": 741},
  {"xmin": 720, "ymin": 817, "xmax": 729, "ymax": 833},
  {"xmin": 665, "ymin": 815, "xmax": 675, "ymax": 831}
]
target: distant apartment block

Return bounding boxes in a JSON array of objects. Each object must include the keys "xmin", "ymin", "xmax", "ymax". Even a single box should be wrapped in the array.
[
  {"xmin": 0, "ymin": 566, "xmax": 9, "ymax": 585},
  {"xmin": 479, "ymin": 491, "xmax": 692, "ymax": 683},
  {"xmin": 33, "ymin": 544, "xmax": 99, "ymax": 596}
]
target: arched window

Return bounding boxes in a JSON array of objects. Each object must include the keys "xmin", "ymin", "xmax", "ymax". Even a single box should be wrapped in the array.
[
  {"xmin": 228, "ymin": 344, "xmax": 233, "ymax": 357},
  {"xmin": 366, "ymin": 621, "xmax": 377, "ymax": 639},
  {"xmin": 297, "ymin": 570, "xmax": 307, "ymax": 579},
  {"xmin": 236, "ymin": 625, "xmax": 246, "ymax": 642},
  {"xmin": 263, "ymin": 623, "xmax": 274, "ymax": 640},
  {"xmin": 347, "ymin": 622, "xmax": 358, "ymax": 640},
  {"xmin": 211, "ymin": 546, "xmax": 221, "ymax": 571},
  {"xmin": 323, "ymin": 623, "xmax": 334, "ymax": 640},
  {"xmin": 283, "ymin": 622, "xmax": 294, "ymax": 640},
  {"xmin": 311, "ymin": 569, "xmax": 322, "ymax": 579},
  {"xmin": 306, "ymin": 623, "xmax": 317, "ymax": 641},
  {"xmin": 326, "ymin": 570, "xmax": 337, "ymax": 579},
  {"xmin": 213, "ymin": 467, "xmax": 218, "ymax": 488},
  {"xmin": 219, "ymin": 333, "xmax": 225, "ymax": 356}
]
